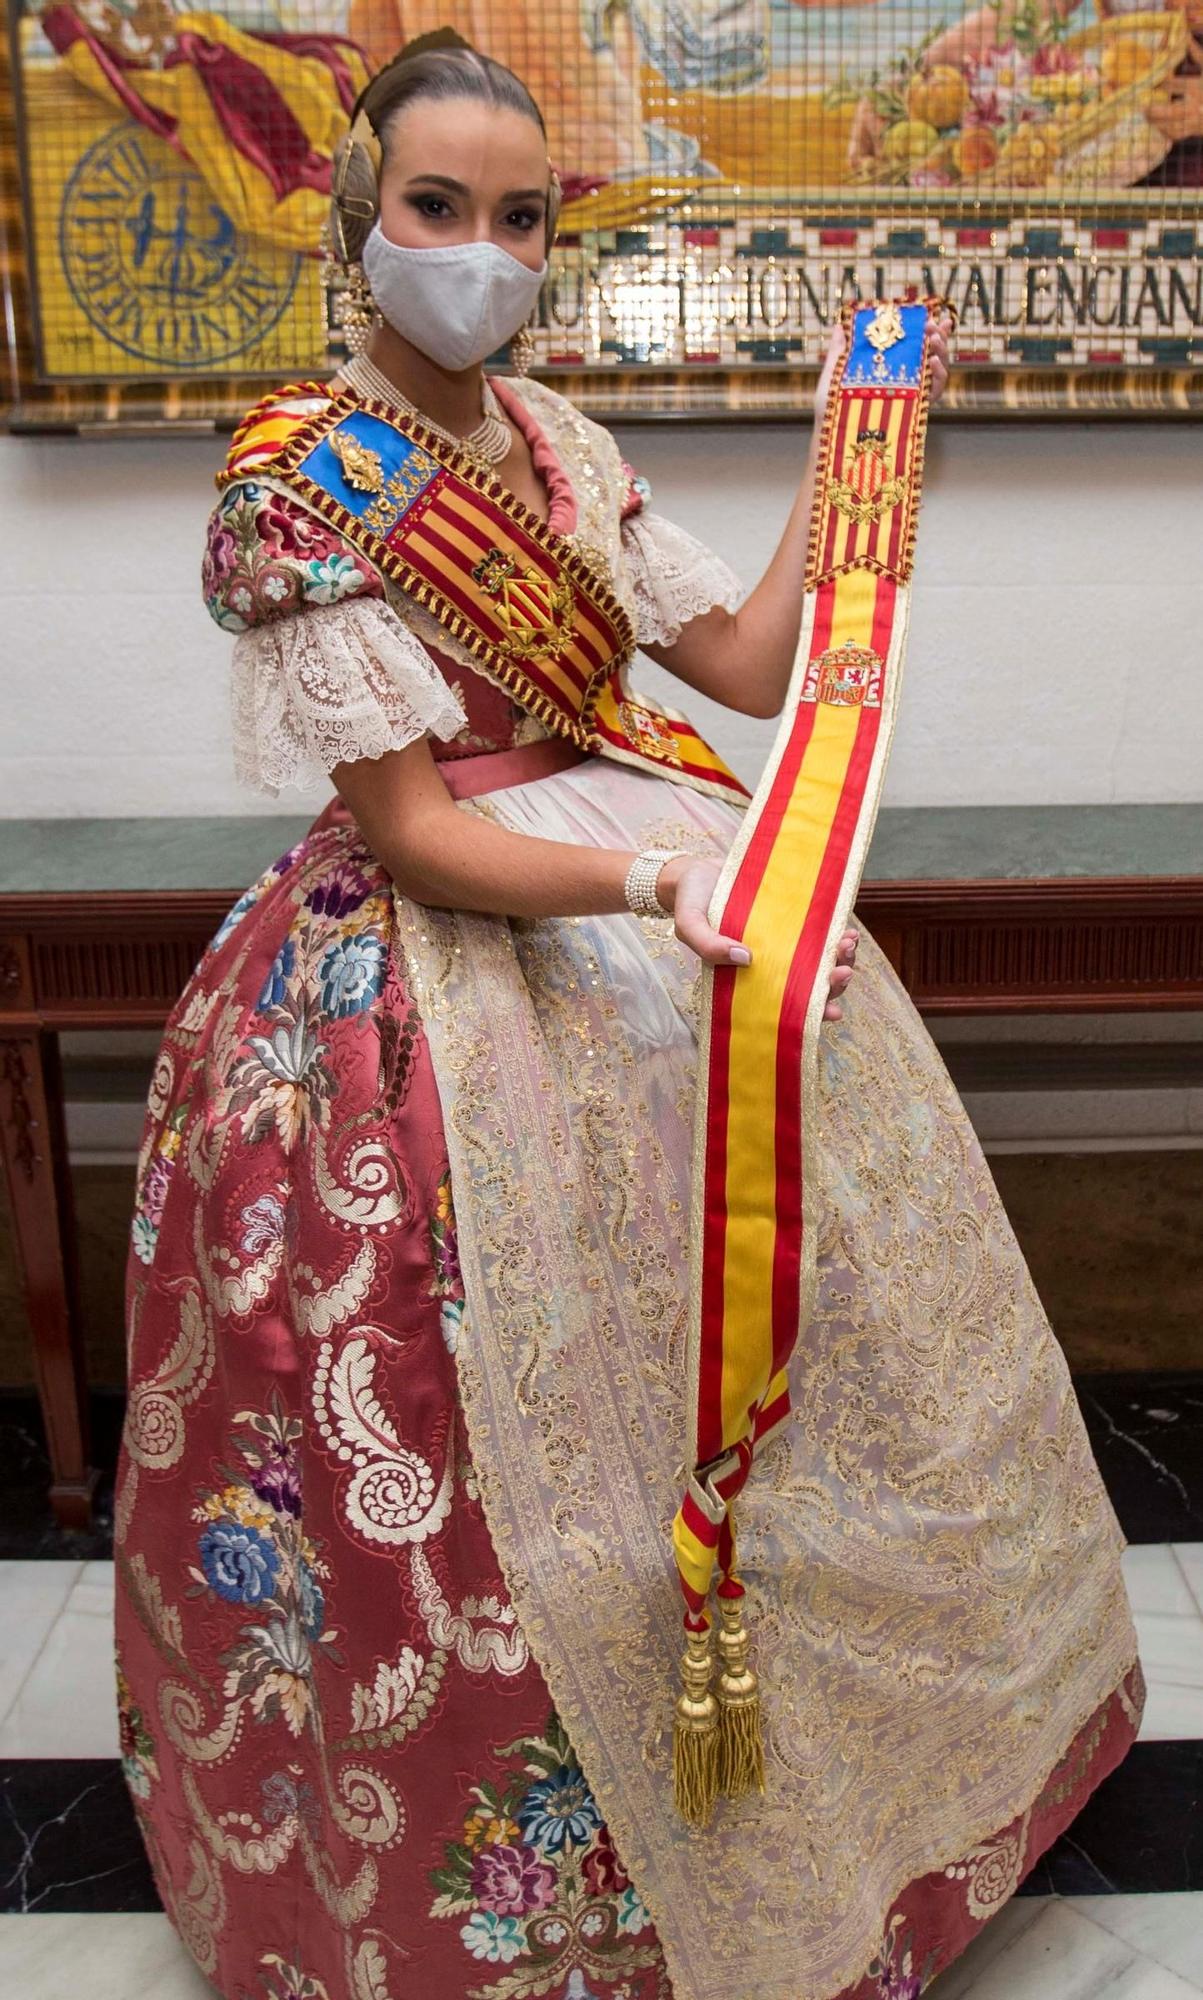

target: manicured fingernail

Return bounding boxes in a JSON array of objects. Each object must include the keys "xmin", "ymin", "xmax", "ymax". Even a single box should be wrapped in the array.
[{"xmin": 730, "ymin": 946, "xmax": 752, "ymax": 966}]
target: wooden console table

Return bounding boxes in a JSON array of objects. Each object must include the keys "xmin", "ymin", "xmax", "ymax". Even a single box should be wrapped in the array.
[{"xmin": 3, "ymin": 803, "xmax": 1203, "ymax": 1527}]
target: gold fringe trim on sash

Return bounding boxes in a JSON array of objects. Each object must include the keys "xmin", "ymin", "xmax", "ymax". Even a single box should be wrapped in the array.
[
  {"xmin": 673, "ymin": 1626, "xmax": 720, "ymax": 1826},
  {"xmin": 715, "ymin": 1595, "xmax": 765, "ymax": 1799}
]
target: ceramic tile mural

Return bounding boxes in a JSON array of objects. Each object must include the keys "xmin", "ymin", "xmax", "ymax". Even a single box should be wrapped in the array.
[{"xmin": 3, "ymin": 0, "xmax": 1200, "ymax": 421}]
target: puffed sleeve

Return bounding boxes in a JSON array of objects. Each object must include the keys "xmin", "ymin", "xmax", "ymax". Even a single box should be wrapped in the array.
[
  {"xmin": 229, "ymin": 598, "xmax": 468, "ymax": 798},
  {"xmin": 617, "ymin": 465, "xmax": 747, "ymax": 650},
  {"xmin": 204, "ymin": 479, "xmax": 466, "ymax": 797}
]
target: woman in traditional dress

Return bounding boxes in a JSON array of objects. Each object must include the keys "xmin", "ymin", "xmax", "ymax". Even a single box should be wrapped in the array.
[{"xmin": 114, "ymin": 34, "xmax": 1143, "ymax": 2000}]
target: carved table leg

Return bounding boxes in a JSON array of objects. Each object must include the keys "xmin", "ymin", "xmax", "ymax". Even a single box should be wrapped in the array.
[{"xmin": 0, "ymin": 1028, "xmax": 98, "ymax": 1527}]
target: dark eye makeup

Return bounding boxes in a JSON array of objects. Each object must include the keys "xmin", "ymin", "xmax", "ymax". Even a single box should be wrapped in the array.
[{"xmin": 404, "ymin": 192, "xmax": 544, "ymax": 232}]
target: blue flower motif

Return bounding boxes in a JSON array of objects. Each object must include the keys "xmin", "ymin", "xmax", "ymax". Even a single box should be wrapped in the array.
[
  {"xmin": 298, "ymin": 1561, "xmax": 325, "ymax": 1639},
  {"xmin": 318, "ymin": 933, "xmax": 386, "ymax": 1020},
  {"xmin": 257, "ymin": 937, "xmax": 297, "ymax": 1012},
  {"xmin": 516, "ymin": 1765, "xmax": 601, "ymax": 1855},
  {"xmin": 615, "ymin": 1884, "xmax": 653, "ymax": 1936},
  {"xmin": 459, "ymin": 1911, "xmax": 526, "ymax": 1965},
  {"xmin": 123, "ymin": 1757, "xmax": 152, "ymax": 1800},
  {"xmin": 212, "ymin": 886, "xmax": 261, "ymax": 953},
  {"xmin": 199, "ymin": 1522, "xmax": 280, "ymax": 1606},
  {"xmin": 304, "ymin": 553, "xmax": 367, "ymax": 605},
  {"xmin": 130, "ymin": 1211, "xmax": 159, "ymax": 1267}
]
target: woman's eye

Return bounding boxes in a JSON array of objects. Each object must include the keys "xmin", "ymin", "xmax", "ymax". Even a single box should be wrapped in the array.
[
  {"xmin": 410, "ymin": 194, "xmax": 451, "ymax": 219},
  {"xmin": 504, "ymin": 208, "xmax": 541, "ymax": 233}
]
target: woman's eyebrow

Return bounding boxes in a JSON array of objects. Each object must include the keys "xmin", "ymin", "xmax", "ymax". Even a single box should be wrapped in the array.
[
  {"xmin": 404, "ymin": 174, "xmax": 470, "ymax": 193},
  {"xmin": 404, "ymin": 173, "xmax": 545, "ymax": 203}
]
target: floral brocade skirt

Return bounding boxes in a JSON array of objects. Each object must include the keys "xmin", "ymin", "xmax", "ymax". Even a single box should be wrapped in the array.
[{"xmin": 116, "ymin": 757, "xmax": 1142, "ymax": 2000}]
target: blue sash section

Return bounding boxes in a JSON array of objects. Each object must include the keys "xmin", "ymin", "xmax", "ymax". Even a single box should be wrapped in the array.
[
  {"xmin": 298, "ymin": 408, "xmax": 441, "ymax": 528},
  {"xmin": 844, "ymin": 303, "xmax": 928, "ymax": 390}
]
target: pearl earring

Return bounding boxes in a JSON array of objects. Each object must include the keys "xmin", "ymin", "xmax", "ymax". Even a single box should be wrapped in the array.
[{"xmin": 510, "ymin": 320, "xmax": 535, "ymax": 377}]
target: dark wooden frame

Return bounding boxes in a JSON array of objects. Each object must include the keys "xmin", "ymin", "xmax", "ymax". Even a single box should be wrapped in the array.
[{"xmin": 3, "ymin": 870, "xmax": 1202, "ymax": 1526}]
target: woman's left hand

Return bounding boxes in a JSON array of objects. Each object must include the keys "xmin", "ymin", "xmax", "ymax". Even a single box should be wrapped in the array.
[
  {"xmin": 928, "ymin": 310, "xmax": 953, "ymax": 405},
  {"xmin": 824, "ymin": 928, "xmax": 859, "ymax": 1022}
]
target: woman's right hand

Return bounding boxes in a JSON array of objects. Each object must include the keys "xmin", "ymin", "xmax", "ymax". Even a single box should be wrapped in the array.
[
  {"xmin": 656, "ymin": 855, "xmax": 751, "ymax": 967},
  {"xmin": 657, "ymin": 856, "xmax": 861, "ymax": 1016}
]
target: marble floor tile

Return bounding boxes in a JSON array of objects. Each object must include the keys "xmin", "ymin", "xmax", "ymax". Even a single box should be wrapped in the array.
[
  {"xmin": 1123, "ymin": 1545, "xmax": 1203, "ymax": 1618},
  {"xmin": 0, "ymin": 1397, "xmax": 118, "ymax": 1562},
  {"xmin": 930, "ymin": 1897, "xmax": 1203, "ymax": 1999},
  {"xmin": 1173, "ymin": 1544, "xmax": 1203, "ymax": 1618},
  {"xmin": 1132, "ymin": 1602, "xmax": 1203, "ymax": 1745},
  {"xmin": 926, "ymin": 1898, "xmax": 1047, "ymax": 1995},
  {"xmin": 1017, "ymin": 1743, "xmax": 1203, "ymax": 1897},
  {"xmin": 0, "ymin": 1563, "xmax": 118, "ymax": 1759},
  {"xmin": 1078, "ymin": 1378, "xmax": 1203, "ymax": 1546},
  {"xmin": 1121, "ymin": 1549, "xmax": 1203, "ymax": 1739},
  {"xmin": 0, "ymin": 1914, "xmax": 213, "ymax": 1997},
  {"xmin": 0, "ymin": 1760, "xmax": 157, "ymax": 1913},
  {"xmin": 1066, "ymin": 1893, "xmax": 1203, "ymax": 1988},
  {"xmin": 0, "ymin": 1563, "xmax": 83, "ymax": 1728}
]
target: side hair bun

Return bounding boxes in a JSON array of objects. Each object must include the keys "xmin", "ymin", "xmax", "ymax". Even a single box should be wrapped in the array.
[{"xmin": 329, "ymin": 104, "xmax": 386, "ymax": 265}]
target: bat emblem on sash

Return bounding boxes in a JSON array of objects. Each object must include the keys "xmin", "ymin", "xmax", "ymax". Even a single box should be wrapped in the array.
[
  {"xmin": 866, "ymin": 301, "xmax": 906, "ymax": 381},
  {"xmin": 328, "ymin": 426, "xmax": 440, "ymax": 536}
]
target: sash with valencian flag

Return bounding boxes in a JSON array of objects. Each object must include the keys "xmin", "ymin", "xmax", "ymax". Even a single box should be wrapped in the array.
[
  {"xmin": 218, "ymin": 381, "xmax": 749, "ymax": 804},
  {"xmin": 670, "ymin": 298, "xmax": 950, "ymax": 1825}
]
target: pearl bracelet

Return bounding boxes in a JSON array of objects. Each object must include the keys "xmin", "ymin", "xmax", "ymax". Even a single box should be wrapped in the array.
[{"xmin": 624, "ymin": 848, "xmax": 687, "ymax": 918}]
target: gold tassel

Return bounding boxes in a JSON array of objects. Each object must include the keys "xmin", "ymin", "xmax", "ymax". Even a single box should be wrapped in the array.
[
  {"xmin": 715, "ymin": 1595, "xmax": 765, "ymax": 1799},
  {"xmin": 673, "ymin": 1625, "xmax": 720, "ymax": 1826}
]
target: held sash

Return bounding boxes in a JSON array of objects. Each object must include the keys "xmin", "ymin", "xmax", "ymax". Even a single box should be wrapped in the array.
[
  {"xmin": 219, "ymin": 383, "xmax": 749, "ymax": 804},
  {"xmin": 671, "ymin": 299, "xmax": 949, "ymax": 1824}
]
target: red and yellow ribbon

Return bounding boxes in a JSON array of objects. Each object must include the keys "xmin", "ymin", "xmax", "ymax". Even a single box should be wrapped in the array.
[{"xmin": 672, "ymin": 297, "xmax": 950, "ymax": 1824}]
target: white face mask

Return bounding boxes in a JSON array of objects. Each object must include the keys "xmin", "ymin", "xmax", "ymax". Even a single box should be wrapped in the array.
[{"xmin": 361, "ymin": 221, "xmax": 546, "ymax": 372}]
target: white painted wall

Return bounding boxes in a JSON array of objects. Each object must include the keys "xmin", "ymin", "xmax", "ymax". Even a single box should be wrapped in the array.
[{"xmin": 1, "ymin": 418, "xmax": 1199, "ymax": 817}]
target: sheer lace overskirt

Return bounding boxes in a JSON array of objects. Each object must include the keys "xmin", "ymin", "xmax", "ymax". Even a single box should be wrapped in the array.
[
  {"xmin": 619, "ymin": 510, "xmax": 747, "ymax": 648},
  {"xmin": 396, "ymin": 755, "xmax": 1138, "ymax": 1999},
  {"xmin": 230, "ymin": 596, "xmax": 468, "ymax": 796}
]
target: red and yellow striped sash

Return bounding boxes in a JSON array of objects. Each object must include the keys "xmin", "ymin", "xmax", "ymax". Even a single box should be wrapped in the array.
[
  {"xmin": 220, "ymin": 383, "xmax": 749, "ymax": 804},
  {"xmin": 671, "ymin": 299, "xmax": 948, "ymax": 1824}
]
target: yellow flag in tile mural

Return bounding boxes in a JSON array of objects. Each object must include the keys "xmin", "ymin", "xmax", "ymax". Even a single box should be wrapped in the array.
[{"xmin": 18, "ymin": 10, "xmax": 361, "ymax": 382}]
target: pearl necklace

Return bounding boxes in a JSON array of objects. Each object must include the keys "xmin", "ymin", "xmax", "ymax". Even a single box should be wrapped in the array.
[{"xmin": 339, "ymin": 353, "xmax": 512, "ymax": 468}]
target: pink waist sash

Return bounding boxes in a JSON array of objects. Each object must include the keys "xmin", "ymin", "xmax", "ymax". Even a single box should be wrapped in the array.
[
  {"xmin": 435, "ymin": 737, "xmax": 590, "ymax": 799},
  {"xmin": 310, "ymin": 736, "xmax": 591, "ymax": 842}
]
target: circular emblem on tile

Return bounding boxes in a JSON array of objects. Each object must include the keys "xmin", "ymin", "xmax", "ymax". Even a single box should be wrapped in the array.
[{"xmin": 59, "ymin": 121, "xmax": 299, "ymax": 369}]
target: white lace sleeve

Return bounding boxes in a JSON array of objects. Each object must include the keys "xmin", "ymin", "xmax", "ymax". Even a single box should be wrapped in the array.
[
  {"xmin": 619, "ymin": 510, "xmax": 746, "ymax": 650},
  {"xmin": 230, "ymin": 596, "xmax": 468, "ymax": 796}
]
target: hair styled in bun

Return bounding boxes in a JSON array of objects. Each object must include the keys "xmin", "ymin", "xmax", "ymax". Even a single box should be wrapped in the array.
[{"xmin": 329, "ymin": 28, "xmax": 562, "ymax": 267}]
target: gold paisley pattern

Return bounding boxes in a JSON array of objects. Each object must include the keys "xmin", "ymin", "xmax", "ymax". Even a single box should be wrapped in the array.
[
  {"xmin": 395, "ymin": 767, "xmax": 1138, "ymax": 2000},
  {"xmin": 122, "ymin": 1281, "xmax": 215, "ymax": 1472},
  {"xmin": 175, "ymin": 1837, "xmax": 228, "ymax": 1978},
  {"xmin": 944, "ymin": 1811, "xmax": 1031, "ymax": 1920}
]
